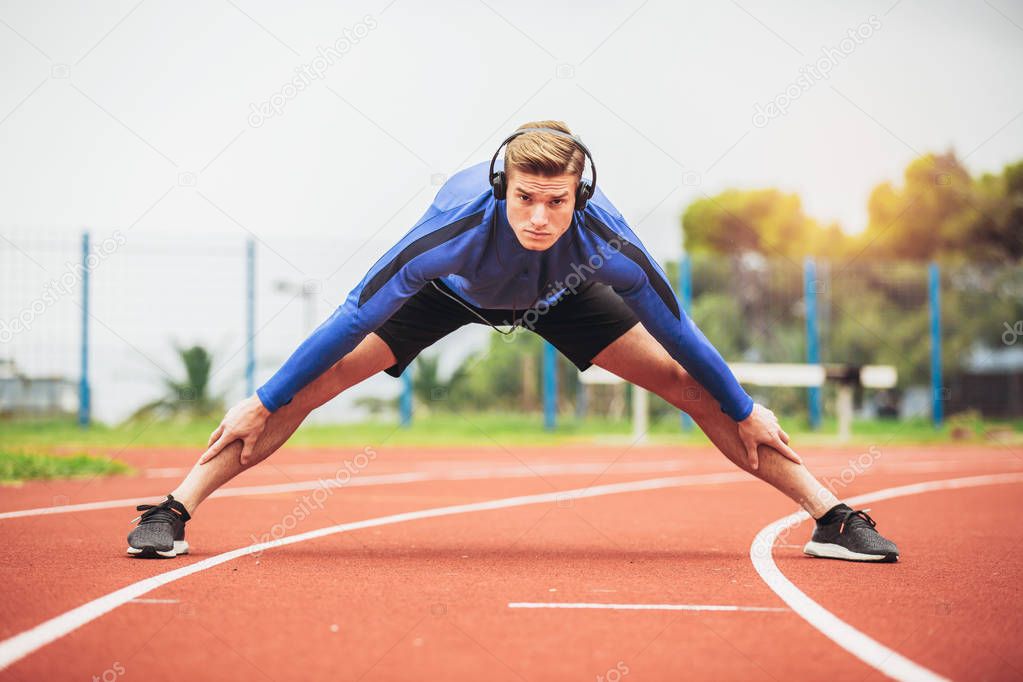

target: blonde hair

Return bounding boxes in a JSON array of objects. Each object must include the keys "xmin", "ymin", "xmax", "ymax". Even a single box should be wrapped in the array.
[{"xmin": 505, "ymin": 120, "xmax": 585, "ymax": 179}]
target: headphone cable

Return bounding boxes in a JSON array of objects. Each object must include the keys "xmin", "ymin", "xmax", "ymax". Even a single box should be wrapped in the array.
[{"xmin": 429, "ymin": 280, "xmax": 535, "ymax": 336}]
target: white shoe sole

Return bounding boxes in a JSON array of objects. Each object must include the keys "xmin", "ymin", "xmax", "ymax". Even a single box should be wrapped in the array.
[
  {"xmin": 803, "ymin": 540, "xmax": 897, "ymax": 562},
  {"xmin": 127, "ymin": 540, "xmax": 189, "ymax": 558}
]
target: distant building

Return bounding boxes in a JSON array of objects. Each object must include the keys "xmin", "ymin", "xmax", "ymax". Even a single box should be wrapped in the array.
[
  {"xmin": 947, "ymin": 345, "xmax": 1023, "ymax": 418},
  {"xmin": 0, "ymin": 359, "xmax": 77, "ymax": 417}
]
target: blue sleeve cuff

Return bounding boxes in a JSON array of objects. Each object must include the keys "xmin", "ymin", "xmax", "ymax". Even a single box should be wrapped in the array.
[
  {"xmin": 256, "ymin": 386, "xmax": 287, "ymax": 413},
  {"xmin": 725, "ymin": 395, "xmax": 755, "ymax": 422}
]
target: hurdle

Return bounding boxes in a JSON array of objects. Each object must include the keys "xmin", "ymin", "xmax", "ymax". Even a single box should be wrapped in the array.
[
  {"xmin": 577, "ymin": 365, "xmax": 649, "ymax": 443},
  {"xmin": 577, "ymin": 363, "xmax": 898, "ymax": 442}
]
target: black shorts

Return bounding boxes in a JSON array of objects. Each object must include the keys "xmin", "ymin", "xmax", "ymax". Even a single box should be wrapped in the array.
[{"xmin": 374, "ymin": 279, "xmax": 640, "ymax": 377}]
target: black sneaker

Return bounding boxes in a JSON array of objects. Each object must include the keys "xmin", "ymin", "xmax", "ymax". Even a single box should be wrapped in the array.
[
  {"xmin": 803, "ymin": 508, "xmax": 899, "ymax": 563},
  {"xmin": 127, "ymin": 494, "xmax": 191, "ymax": 558}
]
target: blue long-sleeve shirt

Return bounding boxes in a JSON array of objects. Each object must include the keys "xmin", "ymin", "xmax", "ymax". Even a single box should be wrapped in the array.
[{"xmin": 256, "ymin": 161, "xmax": 754, "ymax": 421}]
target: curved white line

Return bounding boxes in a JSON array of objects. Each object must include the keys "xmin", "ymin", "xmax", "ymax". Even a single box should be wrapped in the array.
[
  {"xmin": 0, "ymin": 461, "xmax": 717, "ymax": 521},
  {"xmin": 0, "ymin": 472, "xmax": 744, "ymax": 670},
  {"xmin": 751, "ymin": 471, "xmax": 1023, "ymax": 682}
]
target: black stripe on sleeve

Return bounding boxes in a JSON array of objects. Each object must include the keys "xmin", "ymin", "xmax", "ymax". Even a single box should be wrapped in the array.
[
  {"xmin": 358, "ymin": 210, "xmax": 486, "ymax": 307},
  {"xmin": 582, "ymin": 213, "xmax": 681, "ymax": 320}
]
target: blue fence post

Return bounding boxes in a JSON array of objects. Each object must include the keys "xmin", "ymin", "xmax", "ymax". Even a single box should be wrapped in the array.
[
  {"xmin": 245, "ymin": 238, "xmax": 256, "ymax": 397},
  {"xmin": 804, "ymin": 258, "xmax": 822, "ymax": 430},
  {"xmin": 543, "ymin": 342, "xmax": 557, "ymax": 430},
  {"xmin": 678, "ymin": 255, "xmax": 694, "ymax": 432},
  {"xmin": 400, "ymin": 364, "xmax": 413, "ymax": 427},
  {"xmin": 78, "ymin": 231, "xmax": 91, "ymax": 428},
  {"xmin": 929, "ymin": 262, "xmax": 943, "ymax": 428}
]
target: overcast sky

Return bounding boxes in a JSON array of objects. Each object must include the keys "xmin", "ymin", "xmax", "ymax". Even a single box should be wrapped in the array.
[
  {"xmin": 2, "ymin": 0, "xmax": 1021, "ymax": 421},
  {"xmin": 2, "ymin": 0, "xmax": 1021, "ymax": 251}
]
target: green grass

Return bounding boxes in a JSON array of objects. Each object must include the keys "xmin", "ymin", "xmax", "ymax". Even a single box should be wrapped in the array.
[
  {"xmin": 0, "ymin": 450, "xmax": 132, "ymax": 485},
  {"xmin": 2, "ymin": 412, "xmax": 1020, "ymax": 454},
  {"xmin": 3, "ymin": 410, "xmax": 1015, "ymax": 484}
]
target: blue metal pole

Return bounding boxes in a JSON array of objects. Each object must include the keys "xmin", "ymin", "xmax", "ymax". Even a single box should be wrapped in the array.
[
  {"xmin": 679, "ymin": 255, "xmax": 694, "ymax": 432},
  {"xmin": 78, "ymin": 231, "xmax": 91, "ymax": 427},
  {"xmin": 929, "ymin": 262, "xmax": 943, "ymax": 428},
  {"xmin": 245, "ymin": 238, "xmax": 256, "ymax": 397},
  {"xmin": 400, "ymin": 364, "xmax": 413, "ymax": 427},
  {"xmin": 804, "ymin": 258, "xmax": 821, "ymax": 430},
  {"xmin": 543, "ymin": 342, "xmax": 557, "ymax": 430}
]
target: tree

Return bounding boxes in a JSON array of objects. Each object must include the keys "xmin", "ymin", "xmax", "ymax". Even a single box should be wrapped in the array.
[
  {"xmin": 682, "ymin": 188, "xmax": 849, "ymax": 259},
  {"xmin": 126, "ymin": 344, "xmax": 224, "ymax": 421},
  {"xmin": 860, "ymin": 152, "xmax": 974, "ymax": 260},
  {"xmin": 970, "ymin": 160, "xmax": 1023, "ymax": 262},
  {"xmin": 683, "ymin": 153, "xmax": 1021, "ymax": 264},
  {"xmin": 448, "ymin": 333, "xmax": 545, "ymax": 412},
  {"xmin": 860, "ymin": 152, "xmax": 1023, "ymax": 263},
  {"xmin": 409, "ymin": 354, "xmax": 469, "ymax": 412}
]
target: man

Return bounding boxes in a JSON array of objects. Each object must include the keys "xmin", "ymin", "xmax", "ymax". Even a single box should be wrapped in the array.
[{"xmin": 127, "ymin": 121, "xmax": 898, "ymax": 563}]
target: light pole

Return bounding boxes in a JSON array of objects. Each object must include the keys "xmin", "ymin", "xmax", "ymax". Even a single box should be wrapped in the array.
[{"xmin": 274, "ymin": 279, "xmax": 321, "ymax": 334}]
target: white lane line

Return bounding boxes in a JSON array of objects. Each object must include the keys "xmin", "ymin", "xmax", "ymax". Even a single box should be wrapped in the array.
[
  {"xmin": 0, "ymin": 461, "xmax": 716, "ymax": 521},
  {"xmin": 6, "ymin": 456, "xmax": 1013, "ymax": 521},
  {"xmin": 508, "ymin": 602, "xmax": 787, "ymax": 612},
  {"xmin": 751, "ymin": 471, "xmax": 1023, "ymax": 682},
  {"xmin": 0, "ymin": 473, "xmax": 744, "ymax": 670},
  {"xmin": 143, "ymin": 456, "xmax": 1021, "ymax": 479},
  {"xmin": 143, "ymin": 459, "xmax": 696, "ymax": 479},
  {"xmin": 6, "ymin": 456, "xmax": 1011, "ymax": 522},
  {"xmin": 873, "ymin": 460, "xmax": 1023, "ymax": 474}
]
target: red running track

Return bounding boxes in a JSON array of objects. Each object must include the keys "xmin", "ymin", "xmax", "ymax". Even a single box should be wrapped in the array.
[{"xmin": 1, "ymin": 443, "xmax": 1021, "ymax": 681}]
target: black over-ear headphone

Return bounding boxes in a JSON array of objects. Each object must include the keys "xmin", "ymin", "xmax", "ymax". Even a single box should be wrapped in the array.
[{"xmin": 488, "ymin": 127, "xmax": 598, "ymax": 211}]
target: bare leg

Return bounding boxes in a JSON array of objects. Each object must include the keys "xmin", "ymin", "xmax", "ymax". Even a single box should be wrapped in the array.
[
  {"xmin": 592, "ymin": 324, "xmax": 840, "ymax": 518},
  {"xmin": 168, "ymin": 333, "xmax": 397, "ymax": 514}
]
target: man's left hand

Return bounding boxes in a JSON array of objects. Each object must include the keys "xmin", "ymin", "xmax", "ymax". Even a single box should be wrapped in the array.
[{"xmin": 737, "ymin": 403, "xmax": 802, "ymax": 471}]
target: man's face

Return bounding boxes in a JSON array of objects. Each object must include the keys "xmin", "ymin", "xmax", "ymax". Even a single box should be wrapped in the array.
[{"xmin": 504, "ymin": 170, "xmax": 577, "ymax": 251}]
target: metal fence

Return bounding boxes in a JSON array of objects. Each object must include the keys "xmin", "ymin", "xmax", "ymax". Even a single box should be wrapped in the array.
[
  {"xmin": 0, "ymin": 226, "xmax": 405, "ymax": 425},
  {"xmin": 675, "ymin": 254, "xmax": 1023, "ymax": 425},
  {"xmin": 2, "ymin": 227, "xmax": 1021, "ymax": 426}
]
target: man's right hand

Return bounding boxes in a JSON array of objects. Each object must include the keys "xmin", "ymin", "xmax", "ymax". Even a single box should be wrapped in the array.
[{"xmin": 199, "ymin": 395, "xmax": 271, "ymax": 466}]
